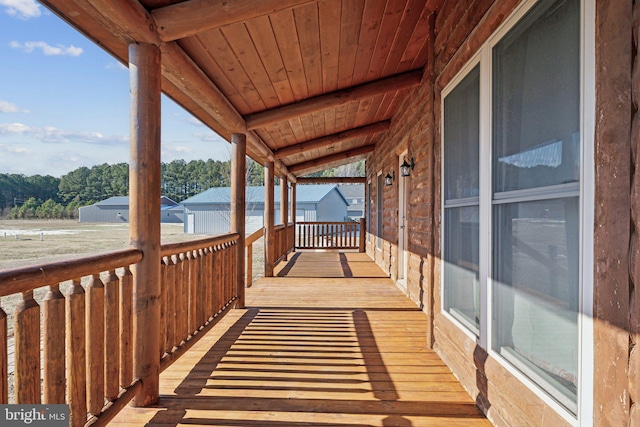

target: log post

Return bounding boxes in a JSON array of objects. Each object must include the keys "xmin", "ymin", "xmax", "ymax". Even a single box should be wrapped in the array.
[
  {"xmin": 129, "ymin": 42, "xmax": 162, "ymax": 407},
  {"xmin": 43, "ymin": 284, "xmax": 65, "ymax": 403},
  {"xmin": 231, "ymin": 133, "xmax": 247, "ymax": 307},
  {"xmin": 264, "ymin": 162, "xmax": 275, "ymax": 277},
  {"xmin": 280, "ymin": 177, "xmax": 289, "ymax": 260},
  {"xmin": 291, "ymin": 183, "xmax": 297, "ymax": 250},
  {"xmin": 359, "ymin": 217, "xmax": 366, "ymax": 253}
]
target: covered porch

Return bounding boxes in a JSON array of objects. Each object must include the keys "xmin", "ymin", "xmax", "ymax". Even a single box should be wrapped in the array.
[{"xmin": 110, "ymin": 251, "xmax": 489, "ymax": 426}]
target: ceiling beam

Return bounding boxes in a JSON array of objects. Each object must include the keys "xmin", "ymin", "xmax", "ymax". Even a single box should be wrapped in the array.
[
  {"xmin": 84, "ymin": 0, "xmax": 160, "ymax": 45},
  {"xmin": 245, "ymin": 70, "xmax": 423, "ymax": 131},
  {"xmin": 296, "ymin": 177, "xmax": 366, "ymax": 184},
  {"xmin": 153, "ymin": 0, "xmax": 314, "ymax": 42},
  {"xmin": 274, "ymin": 120, "xmax": 390, "ymax": 160},
  {"xmin": 288, "ymin": 145, "xmax": 376, "ymax": 175}
]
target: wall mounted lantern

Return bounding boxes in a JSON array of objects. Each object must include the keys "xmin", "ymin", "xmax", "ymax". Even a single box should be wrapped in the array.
[
  {"xmin": 400, "ymin": 157, "xmax": 415, "ymax": 177},
  {"xmin": 384, "ymin": 171, "xmax": 395, "ymax": 186}
]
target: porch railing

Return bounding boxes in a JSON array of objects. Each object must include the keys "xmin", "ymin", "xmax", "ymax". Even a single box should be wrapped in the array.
[
  {"xmin": 274, "ymin": 222, "xmax": 295, "ymax": 264},
  {"xmin": 245, "ymin": 227, "xmax": 264, "ymax": 287},
  {"xmin": 0, "ymin": 232, "xmax": 240, "ymax": 427},
  {"xmin": 296, "ymin": 219, "xmax": 365, "ymax": 251}
]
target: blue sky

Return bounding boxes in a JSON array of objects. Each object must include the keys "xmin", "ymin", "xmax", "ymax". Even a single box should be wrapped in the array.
[{"xmin": 0, "ymin": 0, "xmax": 230, "ymax": 177}]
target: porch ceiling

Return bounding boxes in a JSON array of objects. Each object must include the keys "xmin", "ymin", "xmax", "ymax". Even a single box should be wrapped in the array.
[{"xmin": 39, "ymin": 0, "xmax": 444, "ymax": 179}]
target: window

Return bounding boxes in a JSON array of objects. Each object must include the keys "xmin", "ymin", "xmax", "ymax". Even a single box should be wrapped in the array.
[
  {"xmin": 443, "ymin": 65, "xmax": 480, "ymax": 333},
  {"xmin": 441, "ymin": 0, "xmax": 587, "ymax": 418}
]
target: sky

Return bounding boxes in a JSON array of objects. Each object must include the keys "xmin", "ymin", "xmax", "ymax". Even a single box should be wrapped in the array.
[{"xmin": 0, "ymin": 0, "xmax": 230, "ymax": 178}]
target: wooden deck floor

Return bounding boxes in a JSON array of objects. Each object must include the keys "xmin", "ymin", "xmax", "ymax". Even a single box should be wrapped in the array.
[{"xmin": 111, "ymin": 252, "xmax": 490, "ymax": 426}]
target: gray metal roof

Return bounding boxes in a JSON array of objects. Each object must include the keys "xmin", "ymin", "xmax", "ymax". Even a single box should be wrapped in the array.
[
  {"xmin": 94, "ymin": 196, "xmax": 178, "ymax": 207},
  {"xmin": 182, "ymin": 184, "xmax": 346, "ymax": 205}
]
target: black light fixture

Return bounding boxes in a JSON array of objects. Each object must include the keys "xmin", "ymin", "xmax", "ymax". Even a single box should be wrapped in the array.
[
  {"xmin": 400, "ymin": 157, "xmax": 415, "ymax": 177},
  {"xmin": 384, "ymin": 171, "xmax": 395, "ymax": 186}
]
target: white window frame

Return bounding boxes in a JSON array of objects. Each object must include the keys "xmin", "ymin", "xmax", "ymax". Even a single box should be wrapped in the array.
[{"xmin": 440, "ymin": 0, "xmax": 594, "ymax": 424}]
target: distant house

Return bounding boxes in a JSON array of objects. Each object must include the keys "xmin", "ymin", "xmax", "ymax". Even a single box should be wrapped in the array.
[
  {"xmin": 79, "ymin": 196, "xmax": 183, "ymax": 223},
  {"xmin": 181, "ymin": 184, "xmax": 348, "ymax": 235},
  {"xmin": 337, "ymin": 184, "xmax": 365, "ymax": 220}
]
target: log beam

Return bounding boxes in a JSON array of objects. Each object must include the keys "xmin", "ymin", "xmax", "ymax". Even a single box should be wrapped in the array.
[
  {"xmin": 296, "ymin": 177, "xmax": 367, "ymax": 184},
  {"xmin": 231, "ymin": 133, "xmax": 246, "ymax": 308},
  {"xmin": 245, "ymin": 70, "xmax": 423, "ymax": 130},
  {"xmin": 288, "ymin": 145, "xmax": 376, "ymax": 175},
  {"xmin": 85, "ymin": 0, "xmax": 160, "ymax": 45},
  {"xmin": 129, "ymin": 42, "xmax": 161, "ymax": 407},
  {"xmin": 274, "ymin": 120, "xmax": 391, "ymax": 160},
  {"xmin": 153, "ymin": 0, "xmax": 314, "ymax": 42}
]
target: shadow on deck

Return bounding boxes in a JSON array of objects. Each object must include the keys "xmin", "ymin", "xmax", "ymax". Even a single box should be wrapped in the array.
[{"xmin": 111, "ymin": 252, "xmax": 490, "ymax": 426}]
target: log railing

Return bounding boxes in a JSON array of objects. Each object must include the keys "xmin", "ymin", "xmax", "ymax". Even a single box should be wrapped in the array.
[
  {"xmin": 245, "ymin": 228, "xmax": 264, "ymax": 287},
  {"xmin": 296, "ymin": 219, "xmax": 365, "ymax": 251},
  {"xmin": 0, "ymin": 232, "xmax": 240, "ymax": 427},
  {"xmin": 274, "ymin": 222, "xmax": 295, "ymax": 264}
]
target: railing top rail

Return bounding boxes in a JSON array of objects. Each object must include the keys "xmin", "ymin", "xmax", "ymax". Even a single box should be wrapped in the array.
[
  {"xmin": 161, "ymin": 232, "xmax": 239, "ymax": 256},
  {"xmin": 274, "ymin": 224, "xmax": 286, "ymax": 231},
  {"xmin": 0, "ymin": 248, "xmax": 143, "ymax": 297},
  {"xmin": 297, "ymin": 221, "xmax": 359, "ymax": 225},
  {"xmin": 245, "ymin": 228, "xmax": 264, "ymax": 246}
]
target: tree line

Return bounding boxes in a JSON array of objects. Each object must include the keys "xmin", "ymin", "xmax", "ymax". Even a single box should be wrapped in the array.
[{"xmin": 1, "ymin": 158, "xmax": 364, "ymax": 220}]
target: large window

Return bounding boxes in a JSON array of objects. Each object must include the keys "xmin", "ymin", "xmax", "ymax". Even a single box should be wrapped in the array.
[
  {"xmin": 441, "ymin": 0, "xmax": 585, "ymax": 418},
  {"xmin": 377, "ymin": 173, "xmax": 382, "ymax": 249},
  {"xmin": 443, "ymin": 65, "xmax": 480, "ymax": 333}
]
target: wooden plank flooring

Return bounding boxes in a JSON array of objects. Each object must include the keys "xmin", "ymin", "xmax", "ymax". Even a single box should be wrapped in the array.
[{"xmin": 111, "ymin": 252, "xmax": 490, "ymax": 426}]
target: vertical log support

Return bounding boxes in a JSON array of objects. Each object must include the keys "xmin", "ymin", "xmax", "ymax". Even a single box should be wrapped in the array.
[
  {"xmin": 359, "ymin": 217, "xmax": 366, "ymax": 253},
  {"xmin": 129, "ymin": 42, "xmax": 162, "ymax": 407},
  {"xmin": 264, "ymin": 162, "xmax": 275, "ymax": 277},
  {"xmin": 291, "ymin": 183, "xmax": 297, "ymax": 251},
  {"xmin": 231, "ymin": 133, "xmax": 247, "ymax": 307},
  {"xmin": 280, "ymin": 176, "xmax": 289, "ymax": 258}
]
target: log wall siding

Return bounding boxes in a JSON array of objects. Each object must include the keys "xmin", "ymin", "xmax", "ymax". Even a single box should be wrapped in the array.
[
  {"xmin": 365, "ymin": 0, "xmax": 635, "ymax": 426},
  {"xmin": 631, "ymin": 3, "xmax": 640, "ymax": 426}
]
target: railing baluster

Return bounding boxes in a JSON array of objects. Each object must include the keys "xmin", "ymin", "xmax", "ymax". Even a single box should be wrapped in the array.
[
  {"xmin": 178, "ymin": 254, "xmax": 188, "ymax": 343},
  {"xmin": 44, "ymin": 284, "xmax": 65, "ymax": 403},
  {"xmin": 186, "ymin": 250, "xmax": 196, "ymax": 335},
  {"xmin": 15, "ymin": 290, "xmax": 40, "ymax": 403},
  {"xmin": 160, "ymin": 258, "xmax": 168, "ymax": 358},
  {"xmin": 206, "ymin": 247, "xmax": 213, "ymax": 319},
  {"xmin": 104, "ymin": 270, "xmax": 119, "ymax": 402},
  {"xmin": 67, "ymin": 279, "xmax": 86, "ymax": 427},
  {"xmin": 166, "ymin": 256, "xmax": 177, "ymax": 352},
  {"xmin": 119, "ymin": 267, "xmax": 133, "ymax": 389},
  {"xmin": 196, "ymin": 249, "xmax": 204, "ymax": 326},
  {"xmin": 86, "ymin": 273, "xmax": 105, "ymax": 416},
  {"xmin": 0, "ymin": 306, "xmax": 7, "ymax": 404}
]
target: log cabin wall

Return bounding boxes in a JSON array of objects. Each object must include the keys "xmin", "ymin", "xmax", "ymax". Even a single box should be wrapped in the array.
[{"xmin": 366, "ymin": 0, "xmax": 635, "ymax": 425}]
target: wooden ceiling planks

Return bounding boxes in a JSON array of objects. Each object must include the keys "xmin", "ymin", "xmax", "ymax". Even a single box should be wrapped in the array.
[{"xmin": 39, "ymin": 0, "xmax": 443, "ymax": 179}]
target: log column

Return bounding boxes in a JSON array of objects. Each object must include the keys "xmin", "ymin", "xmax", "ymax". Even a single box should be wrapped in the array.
[
  {"xmin": 264, "ymin": 162, "xmax": 275, "ymax": 277},
  {"xmin": 231, "ymin": 133, "xmax": 246, "ymax": 308},
  {"xmin": 129, "ymin": 42, "xmax": 161, "ymax": 407},
  {"xmin": 280, "ymin": 177, "xmax": 289, "ymax": 260},
  {"xmin": 291, "ymin": 182, "xmax": 297, "ymax": 251}
]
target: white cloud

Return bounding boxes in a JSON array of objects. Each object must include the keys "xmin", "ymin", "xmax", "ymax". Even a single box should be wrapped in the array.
[
  {"xmin": 193, "ymin": 132, "xmax": 226, "ymax": 143},
  {"xmin": 187, "ymin": 117, "xmax": 204, "ymax": 126},
  {"xmin": 0, "ymin": 100, "xmax": 29, "ymax": 113},
  {"xmin": 0, "ymin": 122, "xmax": 127, "ymax": 145},
  {"xmin": 0, "ymin": 0, "xmax": 40, "ymax": 19},
  {"xmin": 10, "ymin": 41, "xmax": 83, "ymax": 56}
]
